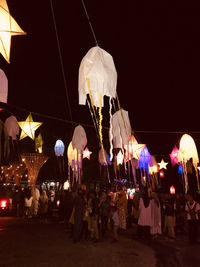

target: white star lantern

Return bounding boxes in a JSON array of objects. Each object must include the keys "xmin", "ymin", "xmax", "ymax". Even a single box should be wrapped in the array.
[
  {"xmin": 0, "ymin": 0, "xmax": 26, "ymax": 63},
  {"xmin": 83, "ymin": 147, "xmax": 92, "ymax": 160},
  {"xmin": 17, "ymin": 114, "xmax": 42, "ymax": 140},
  {"xmin": 158, "ymin": 159, "xmax": 168, "ymax": 170}
]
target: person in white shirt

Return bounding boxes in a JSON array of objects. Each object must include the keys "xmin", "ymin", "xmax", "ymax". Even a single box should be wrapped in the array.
[{"xmin": 185, "ymin": 192, "xmax": 200, "ymax": 244}]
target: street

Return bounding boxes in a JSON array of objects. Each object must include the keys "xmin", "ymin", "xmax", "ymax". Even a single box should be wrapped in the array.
[{"xmin": 0, "ymin": 217, "xmax": 199, "ymax": 267}]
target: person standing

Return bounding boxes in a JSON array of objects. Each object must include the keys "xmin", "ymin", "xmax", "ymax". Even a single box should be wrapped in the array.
[
  {"xmin": 117, "ymin": 188, "xmax": 127, "ymax": 231},
  {"xmin": 100, "ymin": 195, "xmax": 111, "ymax": 237},
  {"xmin": 39, "ymin": 190, "xmax": 49, "ymax": 223},
  {"xmin": 185, "ymin": 192, "xmax": 200, "ymax": 244},
  {"xmin": 163, "ymin": 193, "xmax": 176, "ymax": 239},
  {"xmin": 111, "ymin": 206, "xmax": 119, "ymax": 242},
  {"xmin": 137, "ymin": 187, "xmax": 152, "ymax": 239},
  {"xmin": 88, "ymin": 190, "xmax": 99, "ymax": 242},
  {"xmin": 24, "ymin": 187, "xmax": 33, "ymax": 218},
  {"xmin": 73, "ymin": 188, "xmax": 85, "ymax": 243},
  {"xmin": 150, "ymin": 192, "xmax": 162, "ymax": 238}
]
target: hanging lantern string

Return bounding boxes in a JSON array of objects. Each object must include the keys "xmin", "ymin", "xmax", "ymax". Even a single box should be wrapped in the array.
[
  {"xmin": 86, "ymin": 97, "xmax": 101, "ymax": 147},
  {"xmin": 2, "ymin": 102, "xmax": 200, "ymax": 137},
  {"xmin": 81, "ymin": 0, "xmax": 99, "ymax": 46},
  {"xmin": 49, "ymin": 0, "xmax": 74, "ymax": 133}
]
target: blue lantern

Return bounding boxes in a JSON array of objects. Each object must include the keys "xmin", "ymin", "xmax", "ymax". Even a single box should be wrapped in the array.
[
  {"xmin": 54, "ymin": 139, "xmax": 65, "ymax": 157},
  {"xmin": 178, "ymin": 165, "xmax": 183, "ymax": 175},
  {"xmin": 139, "ymin": 146, "xmax": 150, "ymax": 172}
]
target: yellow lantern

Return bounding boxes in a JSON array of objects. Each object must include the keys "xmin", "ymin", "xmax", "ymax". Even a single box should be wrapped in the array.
[
  {"xmin": 178, "ymin": 134, "xmax": 199, "ymax": 165},
  {"xmin": 63, "ymin": 180, "xmax": 70, "ymax": 190},
  {"xmin": 18, "ymin": 114, "xmax": 43, "ymax": 140},
  {"xmin": 0, "ymin": 0, "xmax": 26, "ymax": 63}
]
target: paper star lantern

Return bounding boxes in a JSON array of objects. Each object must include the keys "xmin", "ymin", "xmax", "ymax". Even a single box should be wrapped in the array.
[
  {"xmin": 0, "ymin": 0, "xmax": 26, "ymax": 63},
  {"xmin": 158, "ymin": 159, "xmax": 168, "ymax": 170},
  {"xmin": 83, "ymin": 147, "xmax": 92, "ymax": 159},
  {"xmin": 18, "ymin": 114, "xmax": 42, "ymax": 140}
]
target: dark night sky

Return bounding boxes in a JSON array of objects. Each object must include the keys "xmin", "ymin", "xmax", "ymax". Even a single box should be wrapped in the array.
[{"xmin": 1, "ymin": 0, "xmax": 200, "ymax": 159}]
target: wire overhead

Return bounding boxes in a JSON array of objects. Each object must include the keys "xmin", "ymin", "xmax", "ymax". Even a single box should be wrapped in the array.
[
  {"xmin": 49, "ymin": 0, "xmax": 74, "ymax": 132},
  {"xmin": 81, "ymin": 0, "xmax": 99, "ymax": 46}
]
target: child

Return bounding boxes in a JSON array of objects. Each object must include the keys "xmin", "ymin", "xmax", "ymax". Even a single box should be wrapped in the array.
[{"xmin": 112, "ymin": 206, "xmax": 119, "ymax": 241}]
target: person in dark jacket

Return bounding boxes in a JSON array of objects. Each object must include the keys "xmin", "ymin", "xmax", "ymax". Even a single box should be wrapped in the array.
[{"xmin": 73, "ymin": 188, "xmax": 86, "ymax": 243}]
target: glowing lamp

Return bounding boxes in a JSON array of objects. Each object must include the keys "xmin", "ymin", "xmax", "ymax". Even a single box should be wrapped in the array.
[
  {"xmin": 158, "ymin": 159, "xmax": 168, "ymax": 170},
  {"xmin": 170, "ymin": 185, "xmax": 175, "ymax": 195},
  {"xmin": 63, "ymin": 180, "xmax": 70, "ymax": 190},
  {"xmin": 17, "ymin": 114, "xmax": 43, "ymax": 140},
  {"xmin": 170, "ymin": 146, "xmax": 179, "ymax": 166},
  {"xmin": 0, "ymin": 0, "xmax": 26, "ymax": 63},
  {"xmin": 139, "ymin": 146, "xmax": 150, "ymax": 171},
  {"xmin": 178, "ymin": 134, "xmax": 199, "ymax": 165},
  {"xmin": 54, "ymin": 139, "xmax": 65, "ymax": 157},
  {"xmin": 83, "ymin": 147, "xmax": 92, "ymax": 159},
  {"xmin": 117, "ymin": 150, "xmax": 124, "ymax": 165},
  {"xmin": 159, "ymin": 170, "xmax": 164, "ymax": 178}
]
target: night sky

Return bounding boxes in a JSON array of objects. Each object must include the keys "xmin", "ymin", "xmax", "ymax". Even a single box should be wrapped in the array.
[{"xmin": 1, "ymin": 0, "xmax": 200, "ymax": 161}]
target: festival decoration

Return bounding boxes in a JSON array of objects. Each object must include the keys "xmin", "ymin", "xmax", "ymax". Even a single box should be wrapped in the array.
[
  {"xmin": 1, "ymin": 165, "xmax": 12, "ymax": 184},
  {"xmin": 170, "ymin": 146, "xmax": 179, "ymax": 166},
  {"xmin": 116, "ymin": 150, "xmax": 124, "ymax": 166},
  {"xmin": 79, "ymin": 46, "xmax": 117, "ymax": 107},
  {"xmin": 79, "ymin": 46, "xmax": 117, "ymax": 161},
  {"xmin": 0, "ymin": 0, "xmax": 26, "ymax": 63},
  {"xmin": 83, "ymin": 147, "xmax": 92, "ymax": 159},
  {"xmin": 4, "ymin": 115, "xmax": 19, "ymax": 140},
  {"xmin": 54, "ymin": 139, "xmax": 65, "ymax": 181},
  {"xmin": 111, "ymin": 109, "xmax": 132, "ymax": 151},
  {"xmin": 126, "ymin": 135, "xmax": 145, "ymax": 161},
  {"xmin": 21, "ymin": 153, "xmax": 48, "ymax": 186},
  {"xmin": 98, "ymin": 148, "xmax": 109, "ymax": 166},
  {"xmin": 54, "ymin": 139, "xmax": 65, "ymax": 157},
  {"xmin": 159, "ymin": 170, "xmax": 164, "ymax": 178},
  {"xmin": 178, "ymin": 134, "xmax": 199, "ymax": 192},
  {"xmin": 17, "ymin": 114, "xmax": 43, "ymax": 140},
  {"xmin": 13, "ymin": 161, "xmax": 26, "ymax": 185},
  {"xmin": 158, "ymin": 159, "xmax": 168, "ymax": 170},
  {"xmin": 71, "ymin": 125, "xmax": 87, "ymax": 185},
  {"xmin": 0, "ymin": 69, "xmax": 8, "ymax": 103},
  {"xmin": 170, "ymin": 185, "xmax": 175, "ymax": 195},
  {"xmin": 63, "ymin": 180, "xmax": 70, "ymax": 190},
  {"xmin": 139, "ymin": 146, "xmax": 151, "ymax": 171},
  {"xmin": 139, "ymin": 146, "xmax": 151, "ymax": 187},
  {"xmin": 178, "ymin": 134, "xmax": 199, "ymax": 164},
  {"xmin": 98, "ymin": 148, "xmax": 110, "ymax": 183}
]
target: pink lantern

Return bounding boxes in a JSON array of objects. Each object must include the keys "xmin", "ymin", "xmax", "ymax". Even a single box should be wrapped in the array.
[
  {"xmin": 170, "ymin": 146, "xmax": 179, "ymax": 166},
  {"xmin": 170, "ymin": 185, "xmax": 175, "ymax": 195}
]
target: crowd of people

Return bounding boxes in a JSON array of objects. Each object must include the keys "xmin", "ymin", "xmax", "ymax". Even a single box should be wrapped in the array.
[
  {"xmin": 0, "ymin": 185, "xmax": 56, "ymax": 221},
  {"xmin": 59, "ymin": 185, "xmax": 200, "ymax": 245},
  {"xmin": 1, "ymin": 183, "xmax": 200, "ymax": 245}
]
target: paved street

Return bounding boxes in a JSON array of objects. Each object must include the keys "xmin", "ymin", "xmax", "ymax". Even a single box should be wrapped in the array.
[{"xmin": 0, "ymin": 217, "xmax": 199, "ymax": 267}]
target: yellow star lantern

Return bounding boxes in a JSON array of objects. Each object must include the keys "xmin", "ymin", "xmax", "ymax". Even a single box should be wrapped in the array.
[
  {"xmin": 18, "ymin": 114, "xmax": 43, "ymax": 140},
  {"xmin": 0, "ymin": 0, "xmax": 26, "ymax": 63},
  {"xmin": 158, "ymin": 159, "xmax": 168, "ymax": 170}
]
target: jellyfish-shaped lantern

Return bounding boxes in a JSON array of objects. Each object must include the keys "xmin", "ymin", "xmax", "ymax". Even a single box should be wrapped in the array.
[{"xmin": 54, "ymin": 139, "xmax": 65, "ymax": 157}]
